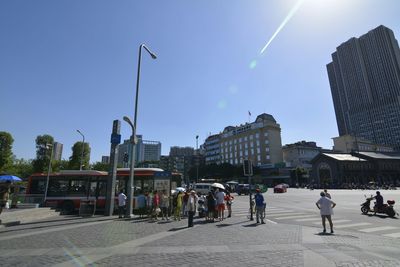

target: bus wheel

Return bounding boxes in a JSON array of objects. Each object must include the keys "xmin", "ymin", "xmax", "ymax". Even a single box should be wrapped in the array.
[{"xmin": 62, "ymin": 201, "xmax": 75, "ymax": 214}]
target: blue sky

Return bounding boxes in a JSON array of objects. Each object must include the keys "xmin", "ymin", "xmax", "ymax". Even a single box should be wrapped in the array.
[{"xmin": 1, "ymin": 0, "xmax": 399, "ymax": 163}]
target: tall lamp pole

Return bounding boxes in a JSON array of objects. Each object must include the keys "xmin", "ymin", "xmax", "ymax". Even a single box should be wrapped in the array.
[
  {"xmin": 76, "ymin": 130, "xmax": 85, "ymax": 170},
  {"xmin": 196, "ymin": 135, "xmax": 199, "ymax": 183},
  {"xmin": 44, "ymin": 143, "xmax": 54, "ymax": 204},
  {"xmin": 124, "ymin": 44, "xmax": 157, "ymax": 218}
]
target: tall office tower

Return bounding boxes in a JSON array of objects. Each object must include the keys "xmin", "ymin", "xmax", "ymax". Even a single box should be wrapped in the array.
[
  {"xmin": 327, "ymin": 25, "xmax": 400, "ymax": 150},
  {"xmin": 52, "ymin": 142, "xmax": 63, "ymax": 161}
]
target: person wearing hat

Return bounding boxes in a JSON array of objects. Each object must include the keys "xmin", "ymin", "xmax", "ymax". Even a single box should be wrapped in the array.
[
  {"xmin": 187, "ymin": 190, "xmax": 198, "ymax": 227},
  {"xmin": 254, "ymin": 188, "xmax": 265, "ymax": 224}
]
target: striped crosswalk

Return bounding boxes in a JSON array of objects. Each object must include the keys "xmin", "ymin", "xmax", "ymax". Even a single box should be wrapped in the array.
[{"xmin": 232, "ymin": 205, "xmax": 400, "ymax": 238}]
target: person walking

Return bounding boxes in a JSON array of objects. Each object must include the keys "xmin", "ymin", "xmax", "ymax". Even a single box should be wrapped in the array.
[
  {"xmin": 160, "ymin": 190, "xmax": 170, "ymax": 220},
  {"xmin": 224, "ymin": 192, "xmax": 234, "ymax": 218},
  {"xmin": 316, "ymin": 191, "xmax": 336, "ymax": 233},
  {"xmin": 254, "ymin": 189, "xmax": 265, "ymax": 224},
  {"xmin": 187, "ymin": 190, "xmax": 198, "ymax": 227},
  {"xmin": 117, "ymin": 189, "xmax": 127, "ymax": 218},
  {"xmin": 0, "ymin": 181, "xmax": 11, "ymax": 217}
]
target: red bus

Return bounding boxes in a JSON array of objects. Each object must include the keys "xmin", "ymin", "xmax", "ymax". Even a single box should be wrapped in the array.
[{"xmin": 25, "ymin": 168, "xmax": 182, "ymax": 214}]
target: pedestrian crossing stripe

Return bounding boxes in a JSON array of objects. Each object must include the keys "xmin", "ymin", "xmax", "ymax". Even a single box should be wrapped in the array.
[
  {"xmin": 359, "ymin": 226, "xmax": 399, "ymax": 233},
  {"xmin": 312, "ymin": 219, "xmax": 351, "ymax": 225},
  {"xmin": 383, "ymin": 232, "xmax": 400, "ymax": 238},
  {"xmin": 335, "ymin": 222, "xmax": 371, "ymax": 229},
  {"xmin": 295, "ymin": 217, "xmax": 321, "ymax": 222},
  {"xmin": 274, "ymin": 214, "xmax": 308, "ymax": 220}
]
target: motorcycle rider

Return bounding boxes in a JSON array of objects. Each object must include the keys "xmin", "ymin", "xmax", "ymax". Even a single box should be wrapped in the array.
[{"xmin": 374, "ymin": 191, "xmax": 384, "ymax": 214}]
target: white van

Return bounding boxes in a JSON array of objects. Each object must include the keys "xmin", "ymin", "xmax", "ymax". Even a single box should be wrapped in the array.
[{"xmin": 193, "ymin": 183, "xmax": 212, "ymax": 195}]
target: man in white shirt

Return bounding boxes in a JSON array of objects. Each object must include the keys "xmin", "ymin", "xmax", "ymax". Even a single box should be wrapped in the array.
[
  {"xmin": 316, "ymin": 191, "xmax": 336, "ymax": 233},
  {"xmin": 118, "ymin": 189, "xmax": 127, "ymax": 218}
]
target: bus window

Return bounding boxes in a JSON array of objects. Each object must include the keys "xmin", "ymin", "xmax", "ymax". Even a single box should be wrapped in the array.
[
  {"xmin": 97, "ymin": 180, "xmax": 107, "ymax": 197},
  {"xmin": 30, "ymin": 179, "xmax": 45, "ymax": 194},
  {"xmin": 69, "ymin": 179, "xmax": 87, "ymax": 196},
  {"xmin": 48, "ymin": 179, "xmax": 69, "ymax": 197},
  {"xmin": 88, "ymin": 180, "xmax": 98, "ymax": 197}
]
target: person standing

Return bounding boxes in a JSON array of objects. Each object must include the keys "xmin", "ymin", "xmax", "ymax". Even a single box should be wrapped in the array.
[
  {"xmin": 182, "ymin": 191, "xmax": 189, "ymax": 218},
  {"xmin": 117, "ymin": 189, "xmax": 127, "ymax": 218},
  {"xmin": 324, "ymin": 189, "xmax": 331, "ymax": 199},
  {"xmin": 206, "ymin": 191, "xmax": 216, "ymax": 222},
  {"xmin": 316, "ymin": 191, "xmax": 336, "ymax": 233},
  {"xmin": 152, "ymin": 190, "xmax": 160, "ymax": 221},
  {"xmin": 174, "ymin": 191, "xmax": 183, "ymax": 221},
  {"xmin": 215, "ymin": 188, "xmax": 226, "ymax": 221},
  {"xmin": 187, "ymin": 190, "xmax": 198, "ymax": 227},
  {"xmin": 160, "ymin": 190, "xmax": 170, "ymax": 220},
  {"xmin": 224, "ymin": 192, "xmax": 234, "ymax": 218},
  {"xmin": 254, "ymin": 189, "xmax": 265, "ymax": 224}
]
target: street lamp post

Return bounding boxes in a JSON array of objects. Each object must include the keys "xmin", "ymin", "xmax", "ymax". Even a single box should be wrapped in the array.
[
  {"xmin": 124, "ymin": 44, "xmax": 157, "ymax": 218},
  {"xmin": 76, "ymin": 130, "xmax": 85, "ymax": 170},
  {"xmin": 196, "ymin": 135, "xmax": 199, "ymax": 183},
  {"xmin": 44, "ymin": 143, "xmax": 54, "ymax": 204}
]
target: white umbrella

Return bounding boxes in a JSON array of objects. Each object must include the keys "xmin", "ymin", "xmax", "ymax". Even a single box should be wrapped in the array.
[
  {"xmin": 175, "ymin": 187, "xmax": 186, "ymax": 192},
  {"xmin": 211, "ymin": 183, "xmax": 225, "ymax": 190}
]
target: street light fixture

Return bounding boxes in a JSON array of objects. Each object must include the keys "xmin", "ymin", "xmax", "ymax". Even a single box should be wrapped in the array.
[
  {"xmin": 76, "ymin": 130, "xmax": 85, "ymax": 171},
  {"xmin": 196, "ymin": 135, "xmax": 199, "ymax": 183},
  {"xmin": 124, "ymin": 44, "xmax": 157, "ymax": 218},
  {"xmin": 44, "ymin": 143, "xmax": 54, "ymax": 204}
]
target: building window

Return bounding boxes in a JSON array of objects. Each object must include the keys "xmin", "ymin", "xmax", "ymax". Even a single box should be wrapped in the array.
[
  {"xmin": 245, "ymin": 143, "xmax": 248, "ymax": 148},
  {"xmin": 266, "ymin": 155, "xmax": 270, "ymax": 160},
  {"xmin": 264, "ymin": 132, "xmax": 268, "ymax": 137},
  {"xmin": 244, "ymin": 136, "xmax": 248, "ymax": 141},
  {"xmin": 251, "ymin": 148, "xmax": 254, "ymax": 155},
  {"xmin": 265, "ymin": 140, "xmax": 269, "ymax": 144},
  {"xmin": 257, "ymin": 155, "xmax": 261, "ymax": 161},
  {"xmin": 250, "ymin": 135, "xmax": 253, "ymax": 140},
  {"xmin": 265, "ymin": 147, "xmax": 270, "ymax": 152},
  {"xmin": 256, "ymin": 133, "xmax": 260, "ymax": 138},
  {"xmin": 257, "ymin": 148, "xmax": 260, "ymax": 154},
  {"xmin": 256, "ymin": 140, "xmax": 260, "ymax": 147},
  {"xmin": 250, "ymin": 142, "xmax": 254, "ymax": 148}
]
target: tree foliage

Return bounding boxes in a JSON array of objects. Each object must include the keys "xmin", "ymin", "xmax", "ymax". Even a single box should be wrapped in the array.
[
  {"xmin": 91, "ymin": 161, "xmax": 110, "ymax": 171},
  {"xmin": 69, "ymin": 142, "xmax": 91, "ymax": 170},
  {"xmin": 0, "ymin": 131, "xmax": 14, "ymax": 172},
  {"xmin": 32, "ymin": 134, "xmax": 54, "ymax": 173}
]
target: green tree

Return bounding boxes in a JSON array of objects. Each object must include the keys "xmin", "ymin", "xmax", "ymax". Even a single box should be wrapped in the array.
[
  {"xmin": 52, "ymin": 159, "xmax": 70, "ymax": 172},
  {"xmin": 0, "ymin": 131, "xmax": 14, "ymax": 172},
  {"xmin": 32, "ymin": 134, "xmax": 54, "ymax": 173},
  {"xmin": 8, "ymin": 158, "xmax": 34, "ymax": 178},
  {"xmin": 69, "ymin": 142, "xmax": 91, "ymax": 170},
  {"xmin": 91, "ymin": 161, "xmax": 110, "ymax": 171}
]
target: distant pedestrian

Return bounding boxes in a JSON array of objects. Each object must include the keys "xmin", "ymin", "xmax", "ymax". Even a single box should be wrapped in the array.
[
  {"xmin": 324, "ymin": 189, "xmax": 331, "ymax": 199},
  {"xmin": 254, "ymin": 189, "xmax": 265, "ymax": 224},
  {"xmin": 206, "ymin": 191, "xmax": 216, "ymax": 222},
  {"xmin": 136, "ymin": 191, "xmax": 146, "ymax": 218},
  {"xmin": 118, "ymin": 189, "xmax": 127, "ymax": 218},
  {"xmin": 182, "ymin": 192, "xmax": 189, "ymax": 217},
  {"xmin": 152, "ymin": 190, "xmax": 160, "ymax": 221},
  {"xmin": 215, "ymin": 188, "xmax": 226, "ymax": 221},
  {"xmin": 160, "ymin": 190, "xmax": 170, "ymax": 220},
  {"xmin": 316, "ymin": 191, "xmax": 336, "ymax": 234},
  {"xmin": 174, "ymin": 191, "xmax": 183, "ymax": 221},
  {"xmin": 0, "ymin": 181, "xmax": 11, "ymax": 216},
  {"xmin": 224, "ymin": 192, "xmax": 234, "ymax": 218},
  {"xmin": 187, "ymin": 190, "xmax": 198, "ymax": 227}
]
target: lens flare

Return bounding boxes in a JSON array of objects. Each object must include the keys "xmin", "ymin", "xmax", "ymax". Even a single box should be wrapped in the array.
[
  {"xmin": 217, "ymin": 99, "xmax": 228, "ymax": 109},
  {"xmin": 249, "ymin": 60, "xmax": 257, "ymax": 69},
  {"xmin": 260, "ymin": 0, "xmax": 305, "ymax": 55}
]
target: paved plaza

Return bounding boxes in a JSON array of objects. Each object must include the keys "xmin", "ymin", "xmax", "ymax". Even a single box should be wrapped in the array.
[{"xmin": 0, "ymin": 189, "xmax": 400, "ymax": 266}]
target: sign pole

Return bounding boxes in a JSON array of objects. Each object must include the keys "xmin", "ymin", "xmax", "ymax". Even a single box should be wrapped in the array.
[{"xmin": 105, "ymin": 120, "xmax": 121, "ymax": 216}]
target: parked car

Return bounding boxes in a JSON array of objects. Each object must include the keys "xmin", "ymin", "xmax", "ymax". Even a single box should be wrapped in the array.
[
  {"xmin": 193, "ymin": 183, "xmax": 213, "ymax": 195},
  {"xmin": 274, "ymin": 184, "xmax": 287, "ymax": 193},
  {"xmin": 236, "ymin": 184, "xmax": 250, "ymax": 195}
]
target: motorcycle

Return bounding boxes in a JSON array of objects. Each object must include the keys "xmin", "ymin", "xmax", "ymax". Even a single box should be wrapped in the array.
[
  {"xmin": 197, "ymin": 198, "xmax": 206, "ymax": 218},
  {"xmin": 361, "ymin": 195, "xmax": 398, "ymax": 218}
]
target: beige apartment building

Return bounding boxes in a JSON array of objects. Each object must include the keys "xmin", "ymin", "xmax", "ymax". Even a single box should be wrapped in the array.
[{"xmin": 206, "ymin": 113, "xmax": 283, "ymax": 167}]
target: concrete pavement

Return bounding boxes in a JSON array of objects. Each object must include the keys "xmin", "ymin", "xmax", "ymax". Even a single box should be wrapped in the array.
[{"xmin": 1, "ymin": 211, "xmax": 400, "ymax": 267}]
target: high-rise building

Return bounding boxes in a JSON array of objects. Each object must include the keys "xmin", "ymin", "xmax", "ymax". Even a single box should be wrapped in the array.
[
  {"xmin": 327, "ymin": 25, "xmax": 400, "ymax": 150},
  {"xmin": 52, "ymin": 142, "xmax": 63, "ymax": 161},
  {"xmin": 204, "ymin": 113, "xmax": 283, "ymax": 167},
  {"xmin": 117, "ymin": 135, "xmax": 161, "ymax": 167}
]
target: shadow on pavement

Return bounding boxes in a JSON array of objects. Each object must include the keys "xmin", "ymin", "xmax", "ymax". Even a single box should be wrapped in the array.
[
  {"xmin": 365, "ymin": 214, "xmax": 399, "ymax": 219},
  {"xmin": 242, "ymin": 223, "xmax": 258, "ymax": 227},
  {"xmin": 168, "ymin": 226, "xmax": 187, "ymax": 232}
]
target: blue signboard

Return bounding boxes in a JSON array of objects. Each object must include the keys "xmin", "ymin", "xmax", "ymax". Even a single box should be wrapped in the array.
[
  {"xmin": 154, "ymin": 171, "xmax": 171, "ymax": 178},
  {"xmin": 110, "ymin": 133, "xmax": 121, "ymax": 144}
]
